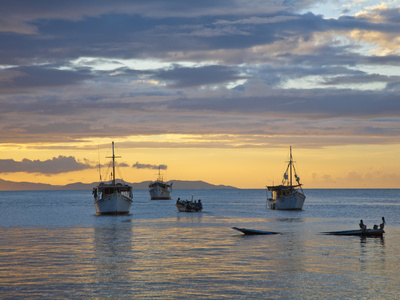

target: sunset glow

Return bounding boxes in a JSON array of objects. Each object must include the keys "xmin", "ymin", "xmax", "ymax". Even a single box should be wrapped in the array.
[{"xmin": 1, "ymin": 0, "xmax": 400, "ymax": 189}]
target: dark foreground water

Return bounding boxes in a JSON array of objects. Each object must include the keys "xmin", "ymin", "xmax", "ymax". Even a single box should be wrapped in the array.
[{"xmin": 1, "ymin": 189, "xmax": 399, "ymax": 299}]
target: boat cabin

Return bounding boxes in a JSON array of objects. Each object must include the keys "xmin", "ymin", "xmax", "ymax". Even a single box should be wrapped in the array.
[
  {"xmin": 93, "ymin": 183, "xmax": 133, "ymax": 200},
  {"xmin": 148, "ymin": 180, "xmax": 172, "ymax": 190},
  {"xmin": 267, "ymin": 184, "xmax": 301, "ymax": 200}
]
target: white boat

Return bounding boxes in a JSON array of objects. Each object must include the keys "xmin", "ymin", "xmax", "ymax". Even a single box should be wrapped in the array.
[
  {"xmin": 149, "ymin": 168, "xmax": 172, "ymax": 200},
  {"xmin": 93, "ymin": 142, "xmax": 133, "ymax": 215},
  {"xmin": 267, "ymin": 146, "xmax": 306, "ymax": 210}
]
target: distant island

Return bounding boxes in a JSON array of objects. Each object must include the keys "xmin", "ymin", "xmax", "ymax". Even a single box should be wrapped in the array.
[{"xmin": 0, "ymin": 178, "xmax": 237, "ymax": 191}]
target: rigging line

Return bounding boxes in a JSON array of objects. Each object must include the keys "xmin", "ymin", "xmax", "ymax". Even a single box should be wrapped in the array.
[
  {"xmin": 113, "ymin": 145, "xmax": 127, "ymax": 184},
  {"xmin": 116, "ymin": 161, "xmax": 126, "ymax": 184},
  {"xmin": 103, "ymin": 144, "xmax": 113, "ymax": 182},
  {"xmin": 98, "ymin": 144, "xmax": 102, "ymax": 182}
]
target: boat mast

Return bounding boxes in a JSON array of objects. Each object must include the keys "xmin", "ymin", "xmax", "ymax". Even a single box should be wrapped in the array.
[
  {"xmin": 112, "ymin": 141, "xmax": 116, "ymax": 185},
  {"xmin": 158, "ymin": 166, "xmax": 162, "ymax": 181},
  {"xmin": 289, "ymin": 146, "xmax": 293, "ymax": 189},
  {"xmin": 107, "ymin": 141, "xmax": 121, "ymax": 185}
]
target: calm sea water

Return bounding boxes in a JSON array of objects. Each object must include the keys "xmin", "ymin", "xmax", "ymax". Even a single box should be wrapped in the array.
[{"xmin": 1, "ymin": 189, "xmax": 399, "ymax": 299}]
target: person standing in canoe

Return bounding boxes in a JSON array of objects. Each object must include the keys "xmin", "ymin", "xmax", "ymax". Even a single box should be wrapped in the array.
[
  {"xmin": 380, "ymin": 217, "xmax": 386, "ymax": 230},
  {"xmin": 359, "ymin": 220, "xmax": 367, "ymax": 232}
]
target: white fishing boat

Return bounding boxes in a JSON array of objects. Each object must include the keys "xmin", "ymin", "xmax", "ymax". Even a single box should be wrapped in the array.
[
  {"xmin": 267, "ymin": 146, "xmax": 306, "ymax": 210},
  {"xmin": 93, "ymin": 142, "xmax": 133, "ymax": 215},
  {"xmin": 149, "ymin": 168, "xmax": 172, "ymax": 200}
]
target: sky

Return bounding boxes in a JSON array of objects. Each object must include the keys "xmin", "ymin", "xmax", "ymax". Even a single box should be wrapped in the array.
[{"xmin": 1, "ymin": 0, "xmax": 400, "ymax": 189}]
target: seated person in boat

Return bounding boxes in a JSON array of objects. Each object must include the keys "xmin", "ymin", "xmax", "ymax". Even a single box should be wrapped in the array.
[
  {"xmin": 359, "ymin": 220, "xmax": 367, "ymax": 232},
  {"xmin": 373, "ymin": 217, "xmax": 386, "ymax": 230}
]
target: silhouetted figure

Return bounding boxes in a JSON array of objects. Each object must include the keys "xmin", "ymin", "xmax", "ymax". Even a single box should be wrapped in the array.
[
  {"xmin": 380, "ymin": 217, "xmax": 386, "ymax": 230},
  {"xmin": 359, "ymin": 219, "xmax": 367, "ymax": 232}
]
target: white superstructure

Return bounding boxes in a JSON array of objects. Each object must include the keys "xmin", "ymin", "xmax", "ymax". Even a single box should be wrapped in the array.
[{"xmin": 149, "ymin": 168, "xmax": 172, "ymax": 200}]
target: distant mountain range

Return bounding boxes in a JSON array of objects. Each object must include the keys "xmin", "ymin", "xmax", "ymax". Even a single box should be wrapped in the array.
[{"xmin": 0, "ymin": 178, "xmax": 237, "ymax": 191}]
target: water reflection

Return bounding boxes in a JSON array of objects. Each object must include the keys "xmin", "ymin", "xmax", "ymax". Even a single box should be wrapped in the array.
[
  {"xmin": 274, "ymin": 217, "xmax": 305, "ymax": 223},
  {"xmin": 1, "ymin": 210, "xmax": 400, "ymax": 299},
  {"xmin": 176, "ymin": 212, "xmax": 204, "ymax": 223},
  {"xmin": 0, "ymin": 227, "xmax": 96, "ymax": 298},
  {"xmin": 359, "ymin": 235, "xmax": 385, "ymax": 245},
  {"xmin": 1, "ymin": 222, "xmax": 400, "ymax": 299},
  {"xmin": 92, "ymin": 221, "xmax": 135, "ymax": 298}
]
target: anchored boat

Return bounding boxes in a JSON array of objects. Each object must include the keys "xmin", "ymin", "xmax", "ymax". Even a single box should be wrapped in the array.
[
  {"xmin": 149, "ymin": 167, "xmax": 172, "ymax": 200},
  {"xmin": 323, "ymin": 218, "xmax": 386, "ymax": 237},
  {"xmin": 176, "ymin": 196, "xmax": 203, "ymax": 212},
  {"xmin": 93, "ymin": 142, "xmax": 133, "ymax": 215},
  {"xmin": 232, "ymin": 227, "xmax": 280, "ymax": 235},
  {"xmin": 322, "ymin": 229, "xmax": 384, "ymax": 237},
  {"xmin": 267, "ymin": 146, "xmax": 306, "ymax": 210}
]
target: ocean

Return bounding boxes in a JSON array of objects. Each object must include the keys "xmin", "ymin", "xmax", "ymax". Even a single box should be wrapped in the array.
[{"xmin": 1, "ymin": 189, "xmax": 399, "ymax": 299}]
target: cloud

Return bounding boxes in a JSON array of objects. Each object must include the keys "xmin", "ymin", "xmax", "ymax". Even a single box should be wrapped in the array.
[
  {"xmin": 132, "ymin": 162, "xmax": 168, "ymax": 170},
  {"xmin": 0, "ymin": 156, "xmax": 93, "ymax": 174},
  {"xmin": 0, "ymin": 1, "xmax": 287, "ymax": 65},
  {"xmin": 117, "ymin": 162, "xmax": 130, "ymax": 168},
  {"xmin": 0, "ymin": 1, "xmax": 399, "ymax": 150},
  {"xmin": 0, "ymin": 0, "xmax": 288, "ymax": 35},
  {"xmin": 321, "ymin": 73, "xmax": 400, "ymax": 86},
  {"xmin": 311, "ymin": 168, "xmax": 400, "ymax": 188},
  {"xmin": 153, "ymin": 65, "xmax": 248, "ymax": 88},
  {"xmin": 0, "ymin": 66, "xmax": 92, "ymax": 93}
]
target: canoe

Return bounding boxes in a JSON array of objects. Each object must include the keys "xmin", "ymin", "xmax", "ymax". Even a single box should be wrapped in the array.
[
  {"xmin": 322, "ymin": 229, "xmax": 384, "ymax": 237},
  {"xmin": 232, "ymin": 227, "xmax": 280, "ymax": 235}
]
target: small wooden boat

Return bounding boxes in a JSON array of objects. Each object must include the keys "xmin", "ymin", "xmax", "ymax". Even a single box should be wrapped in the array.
[
  {"xmin": 322, "ymin": 229, "xmax": 385, "ymax": 237},
  {"xmin": 176, "ymin": 196, "xmax": 202, "ymax": 212},
  {"xmin": 232, "ymin": 227, "xmax": 280, "ymax": 235}
]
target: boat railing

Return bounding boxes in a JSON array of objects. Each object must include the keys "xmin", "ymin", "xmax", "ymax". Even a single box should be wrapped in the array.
[{"xmin": 93, "ymin": 185, "xmax": 133, "ymax": 201}]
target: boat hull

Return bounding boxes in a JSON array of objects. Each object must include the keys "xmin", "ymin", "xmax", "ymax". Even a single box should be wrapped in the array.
[
  {"xmin": 176, "ymin": 204, "xmax": 202, "ymax": 212},
  {"xmin": 176, "ymin": 201, "xmax": 202, "ymax": 212},
  {"xmin": 149, "ymin": 183, "xmax": 172, "ymax": 200},
  {"xmin": 323, "ymin": 229, "xmax": 385, "ymax": 237},
  {"xmin": 95, "ymin": 193, "xmax": 132, "ymax": 215},
  {"xmin": 232, "ymin": 227, "xmax": 279, "ymax": 235},
  {"xmin": 268, "ymin": 191, "xmax": 306, "ymax": 210},
  {"xmin": 149, "ymin": 188, "xmax": 171, "ymax": 200}
]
